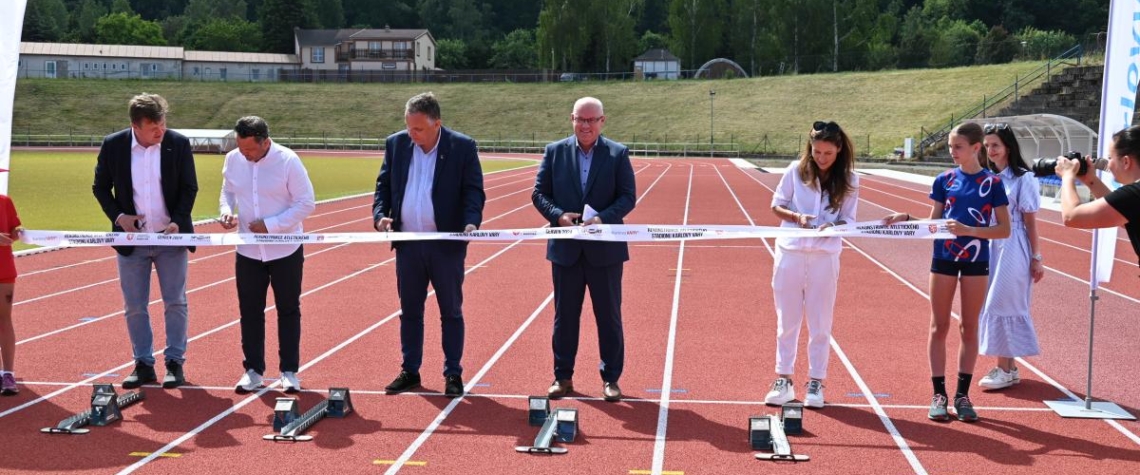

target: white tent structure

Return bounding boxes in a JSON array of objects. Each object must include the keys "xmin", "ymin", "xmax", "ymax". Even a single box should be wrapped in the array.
[
  {"xmin": 964, "ymin": 113, "xmax": 1098, "ymax": 159},
  {"xmin": 175, "ymin": 129, "xmax": 237, "ymax": 154}
]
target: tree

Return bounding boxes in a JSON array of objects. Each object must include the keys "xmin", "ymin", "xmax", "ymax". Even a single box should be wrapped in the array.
[
  {"xmin": 94, "ymin": 12, "xmax": 167, "ymax": 45},
  {"xmin": 314, "ymin": 0, "xmax": 344, "ymax": 29},
  {"xmin": 435, "ymin": 38, "xmax": 469, "ymax": 69},
  {"xmin": 130, "ymin": 0, "xmax": 190, "ymax": 20},
  {"xmin": 593, "ymin": 0, "xmax": 642, "ymax": 73},
  {"xmin": 70, "ymin": 0, "xmax": 108, "ymax": 43},
  {"xmin": 186, "ymin": 17, "xmax": 262, "ymax": 51},
  {"xmin": 260, "ymin": 0, "xmax": 318, "ymax": 53},
  {"xmin": 22, "ymin": 0, "xmax": 70, "ymax": 42},
  {"xmin": 185, "ymin": 0, "xmax": 249, "ymax": 25},
  {"xmin": 974, "ymin": 25, "xmax": 1018, "ymax": 65},
  {"xmin": 489, "ymin": 29, "xmax": 537, "ymax": 69},
  {"xmin": 161, "ymin": 15, "xmax": 190, "ymax": 45},
  {"xmin": 639, "ymin": 30, "xmax": 669, "ymax": 53},
  {"xmin": 342, "ymin": 0, "xmax": 416, "ymax": 29},
  {"xmin": 537, "ymin": 0, "xmax": 586, "ymax": 70},
  {"xmin": 110, "ymin": 0, "xmax": 134, "ymax": 14},
  {"xmin": 667, "ymin": 0, "xmax": 726, "ymax": 70},
  {"xmin": 896, "ymin": 6, "xmax": 932, "ymax": 68},
  {"xmin": 928, "ymin": 19, "xmax": 982, "ymax": 68}
]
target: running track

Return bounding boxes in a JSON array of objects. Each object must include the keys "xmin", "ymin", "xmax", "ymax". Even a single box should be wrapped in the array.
[{"xmin": 0, "ymin": 158, "xmax": 1137, "ymax": 475}]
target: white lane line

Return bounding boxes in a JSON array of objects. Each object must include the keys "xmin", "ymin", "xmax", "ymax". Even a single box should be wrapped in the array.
[
  {"xmin": 649, "ymin": 164, "xmax": 693, "ymax": 475},
  {"xmin": 732, "ymin": 164, "xmax": 928, "ymax": 475}
]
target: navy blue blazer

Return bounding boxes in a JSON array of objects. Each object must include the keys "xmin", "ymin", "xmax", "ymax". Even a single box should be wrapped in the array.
[
  {"xmin": 532, "ymin": 135, "xmax": 636, "ymax": 267},
  {"xmin": 372, "ymin": 127, "xmax": 485, "ymax": 249},
  {"xmin": 92, "ymin": 128, "xmax": 199, "ymax": 256}
]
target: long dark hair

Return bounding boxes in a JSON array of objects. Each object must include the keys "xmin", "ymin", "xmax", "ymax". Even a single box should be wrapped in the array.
[
  {"xmin": 797, "ymin": 121, "xmax": 855, "ymax": 213},
  {"xmin": 983, "ymin": 123, "xmax": 1030, "ymax": 176}
]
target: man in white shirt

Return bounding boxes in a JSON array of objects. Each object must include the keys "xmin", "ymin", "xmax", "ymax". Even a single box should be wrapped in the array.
[
  {"xmin": 93, "ymin": 93, "xmax": 198, "ymax": 390},
  {"xmin": 219, "ymin": 116, "xmax": 316, "ymax": 394}
]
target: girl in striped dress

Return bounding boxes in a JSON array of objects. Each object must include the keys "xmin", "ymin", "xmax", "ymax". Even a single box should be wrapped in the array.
[{"xmin": 977, "ymin": 123, "xmax": 1045, "ymax": 390}]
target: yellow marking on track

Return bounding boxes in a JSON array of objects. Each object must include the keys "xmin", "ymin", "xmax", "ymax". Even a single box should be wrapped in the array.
[
  {"xmin": 128, "ymin": 452, "xmax": 181, "ymax": 458},
  {"xmin": 373, "ymin": 459, "xmax": 427, "ymax": 466}
]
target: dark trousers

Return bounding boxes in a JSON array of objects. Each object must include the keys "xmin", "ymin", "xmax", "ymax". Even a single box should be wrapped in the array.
[
  {"xmin": 236, "ymin": 247, "xmax": 304, "ymax": 375},
  {"xmin": 396, "ymin": 241, "xmax": 467, "ymax": 377},
  {"xmin": 552, "ymin": 260, "xmax": 624, "ymax": 382}
]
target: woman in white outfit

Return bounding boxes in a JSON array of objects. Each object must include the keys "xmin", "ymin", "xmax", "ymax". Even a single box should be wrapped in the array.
[
  {"xmin": 978, "ymin": 123, "xmax": 1045, "ymax": 389},
  {"xmin": 766, "ymin": 121, "xmax": 859, "ymax": 409}
]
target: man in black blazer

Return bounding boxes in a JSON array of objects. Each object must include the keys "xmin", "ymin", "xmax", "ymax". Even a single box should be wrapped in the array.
[
  {"xmin": 92, "ymin": 93, "xmax": 198, "ymax": 389},
  {"xmin": 533, "ymin": 97, "xmax": 636, "ymax": 401},
  {"xmin": 373, "ymin": 92, "xmax": 485, "ymax": 398}
]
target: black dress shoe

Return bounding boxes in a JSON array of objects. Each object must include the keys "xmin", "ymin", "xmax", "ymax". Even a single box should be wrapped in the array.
[
  {"xmin": 385, "ymin": 371, "xmax": 421, "ymax": 394},
  {"xmin": 602, "ymin": 381, "xmax": 622, "ymax": 402},
  {"xmin": 444, "ymin": 374, "xmax": 464, "ymax": 397},
  {"xmin": 122, "ymin": 362, "xmax": 157, "ymax": 389},
  {"xmin": 162, "ymin": 360, "xmax": 185, "ymax": 389}
]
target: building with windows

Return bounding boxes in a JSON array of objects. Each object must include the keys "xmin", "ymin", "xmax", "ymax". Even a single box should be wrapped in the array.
[
  {"xmin": 633, "ymin": 49, "xmax": 681, "ymax": 80},
  {"xmin": 295, "ymin": 27, "xmax": 436, "ymax": 74},
  {"xmin": 17, "ymin": 42, "xmax": 297, "ymax": 81}
]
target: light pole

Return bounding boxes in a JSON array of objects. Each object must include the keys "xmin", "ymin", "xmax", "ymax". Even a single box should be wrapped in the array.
[{"xmin": 709, "ymin": 89, "xmax": 716, "ymax": 156}]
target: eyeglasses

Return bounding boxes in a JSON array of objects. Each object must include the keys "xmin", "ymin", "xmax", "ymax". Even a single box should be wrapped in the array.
[
  {"xmin": 573, "ymin": 116, "xmax": 604, "ymax": 125},
  {"xmin": 983, "ymin": 123, "xmax": 1010, "ymax": 134},
  {"xmin": 812, "ymin": 121, "xmax": 840, "ymax": 135}
]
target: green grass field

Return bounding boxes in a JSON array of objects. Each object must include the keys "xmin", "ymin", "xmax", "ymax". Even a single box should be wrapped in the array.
[
  {"xmin": 7, "ymin": 151, "xmax": 533, "ymax": 250},
  {"xmin": 12, "ymin": 60, "xmax": 1054, "ymax": 156}
]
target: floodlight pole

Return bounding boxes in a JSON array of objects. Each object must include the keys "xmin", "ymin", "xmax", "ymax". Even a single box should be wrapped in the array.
[{"xmin": 709, "ymin": 89, "xmax": 716, "ymax": 157}]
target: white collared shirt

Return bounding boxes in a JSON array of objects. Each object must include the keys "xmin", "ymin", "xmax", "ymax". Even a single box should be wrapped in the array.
[
  {"xmin": 219, "ymin": 141, "xmax": 316, "ymax": 262},
  {"xmin": 130, "ymin": 130, "xmax": 171, "ymax": 233},
  {"xmin": 771, "ymin": 162, "xmax": 859, "ymax": 253},
  {"xmin": 399, "ymin": 131, "xmax": 441, "ymax": 233}
]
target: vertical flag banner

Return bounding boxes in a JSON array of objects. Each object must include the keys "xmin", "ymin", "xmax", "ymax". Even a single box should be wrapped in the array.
[
  {"xmin": 0, "ymin": 1, "xmax": 28, "ymax": 195},
  {"xmin": 1093, "ymin": 0, "xmax": 1140, "ymax": 285}
]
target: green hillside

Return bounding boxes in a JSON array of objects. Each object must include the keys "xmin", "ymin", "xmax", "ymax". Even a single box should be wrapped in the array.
[{"xmin": 13, "ymin": 61, "xmax": 1051, "ymax": 156}]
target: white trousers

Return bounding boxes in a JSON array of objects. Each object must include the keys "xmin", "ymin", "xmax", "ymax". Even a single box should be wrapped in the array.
[{"xmin": 771, "ymin": 248, "xmax": 840, "ymax": 380}]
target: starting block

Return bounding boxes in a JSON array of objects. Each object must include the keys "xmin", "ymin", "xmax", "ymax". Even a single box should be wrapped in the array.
[
  {"xmin": 751, "ymin": 414, "xmax": 809, "ymax": 462},
  {"xmin": 264, "ymin": 388, "xmax": 353, "ymax": 442},
  {"xmin": 41, "ymin": 384, "xmax": 146, "ymax": 435},
  {"xmin": 516, "ymin": 397, "xmax": 579, "ymax": 454}
]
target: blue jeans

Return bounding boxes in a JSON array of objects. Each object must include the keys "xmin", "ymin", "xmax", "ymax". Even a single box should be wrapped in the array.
[{"xmin": 117, "ymin": 246, "xmax": 190, "ymax": 366}]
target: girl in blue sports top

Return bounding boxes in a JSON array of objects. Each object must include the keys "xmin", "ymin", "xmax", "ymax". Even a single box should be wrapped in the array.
[{"xmin": 883, "ymin": 122, "xmax": 1010, "ymax": 423}]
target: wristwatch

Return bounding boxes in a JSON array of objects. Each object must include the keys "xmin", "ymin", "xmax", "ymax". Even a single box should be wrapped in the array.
[{"xmin": 1031, "ymin": 253, "xmax": 1043, "ymax": 262}]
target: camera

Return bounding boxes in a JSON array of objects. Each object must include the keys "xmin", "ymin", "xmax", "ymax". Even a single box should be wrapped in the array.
[{"xmin": 1032, "ymin": 151, "xmax": 1106, "ymax": 177}]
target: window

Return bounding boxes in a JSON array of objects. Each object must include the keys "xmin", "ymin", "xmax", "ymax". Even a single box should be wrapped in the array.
[
  {"xmin": 45, "ymin": 61, "xmax": 57, "ymax": 79},
  {"xmin": 369, "ymin": 41, "xmax": 381, "ymax": 52},
  {"xmin": 220, "ymin": 68, "xmax": 227, "ymax": 80},
  {"xmin": 428, "ymin": 46, "xmax": 432, "ymax": 60},
  {"xmin": 252, "ymin": 69, "xmax": 260, "ymax": 80},
  {"xmin": 193, "ymin": 66, "xmax": 200, "ymax": 75},
  {"xmin": 312, "ymin": 47, "xmax": 325, "ymax": 63},
  {"xmin": 416, "ymin": 43, "xmax": 420, "ymax": 56}
]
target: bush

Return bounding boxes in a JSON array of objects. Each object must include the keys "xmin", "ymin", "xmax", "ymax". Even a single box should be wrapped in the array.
[
  {"xmin": 929, "ymin": 20, "xmax": 983, "ymax": 68},
  {"xmin": 1016, "ymin": 27, "xmax": 1076, "ymax": 60},
  {"xmin": 975, "ymin": 25, "xmax": 1018, "ymax": 65}
]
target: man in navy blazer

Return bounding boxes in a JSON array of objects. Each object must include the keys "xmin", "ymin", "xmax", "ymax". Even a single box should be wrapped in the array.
[
  {"xmin": 92, "ymin": 93, "xmax": 198, "ymax": 390},
  {"xmin": 373, "ymin": 92, "xmax": 485, "ymax": 398},
  {"xmin": 533, "ymin": 97, "xmax": 636, "ymax": 401}
]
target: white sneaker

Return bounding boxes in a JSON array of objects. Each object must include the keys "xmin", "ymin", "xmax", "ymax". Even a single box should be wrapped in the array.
[
  {"xmin": 804, "ymin": 380, "xmax": 825, "ymax": 408},
  {"xmin": 1011, "ymin": 367, "xmax": 1021, "ymax": 384},
  {"xmin": 281, "ymin": 372, "xmax": 301, "ymax": 394},
  {"xmin": 978, "ymin": 367, "xmax": 1016, "ymax": 389},
  {"xmin": 235, "ymin": 369, "xmax": 264, "ymax": 393},
  {"xmin": 764, "ymin": 377, "xmax": 795, "ymax": 406}
]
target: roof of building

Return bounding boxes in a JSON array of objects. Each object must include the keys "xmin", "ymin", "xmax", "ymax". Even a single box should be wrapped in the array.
[
  {"xmin": 633, "ymin": 48, "xmax": 680, "ymax": 62},
  {"xmin": 184, "ymin": 51, "xmax": 297, "ymax": 64},
  {"xmin": 294, "ymin": 28, "xmax": 433, "ymax": 47},
  {"xmin": 20, "ymin": 42, "xmax": 184, "ymax": 59}
]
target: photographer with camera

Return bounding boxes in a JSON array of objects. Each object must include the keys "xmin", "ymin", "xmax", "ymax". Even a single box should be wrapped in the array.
[{"xmin": 1057, "ymin": 125, "xmax": 1140, "ymax": 263}]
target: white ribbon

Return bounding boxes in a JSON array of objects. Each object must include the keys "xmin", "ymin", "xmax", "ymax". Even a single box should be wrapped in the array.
[{"xmin": 19, "ymin": 220, "xmax": 953, "ymax": 248}]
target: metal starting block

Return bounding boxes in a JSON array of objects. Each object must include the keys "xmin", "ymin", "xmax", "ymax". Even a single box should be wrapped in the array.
[
  {"xmin": 516, "ymin": 399, "xmax": 579, "ymax": 455},
  {"xmin": 752, "ymin": 414, "xmax": 809, "ymax": 462},
  {"xmin": 263, "ymin": 388, "xmax": 353, "ymax": 442},
  {"xmin": 41, "ymin": 384, "xmax": 146, "ymax": 435}
]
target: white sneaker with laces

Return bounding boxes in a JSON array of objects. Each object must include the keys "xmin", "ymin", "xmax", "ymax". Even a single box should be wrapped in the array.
[
  {"xmin": 281, "ymin": 372, "xmax": 301, "ymax": 394},
  {"xmin": 764, "ymin": 377, "xmax": 795, "ymax": 406},
  {"xmin": 235, "ymin": 369, "xmax": 264, "ymax": 393},
  {"xmin": 978, "ymin": 367, "xmax": 1016, "ymax": 389},
  {"xmin": 804, "ymin": 380, "xmax": 825, "ymax": 408}
]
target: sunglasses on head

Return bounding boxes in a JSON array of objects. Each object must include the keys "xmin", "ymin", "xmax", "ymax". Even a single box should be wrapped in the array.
[
  {"xmin": 983, "ymin": 123, "xmax": 1010, "ymax": 134},
  {"xmin": 812, "ymin": 121, "xmax": 840, "ymax": 135}
]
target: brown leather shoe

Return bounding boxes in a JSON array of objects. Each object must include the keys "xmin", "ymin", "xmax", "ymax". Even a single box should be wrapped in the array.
[
  {"xmin": 547, "ymin": 379, "xmax": 573, "ymax": 399},
  {"xmin": 602, "ymin": 381, "xmax": 622, "ymax": 402}
]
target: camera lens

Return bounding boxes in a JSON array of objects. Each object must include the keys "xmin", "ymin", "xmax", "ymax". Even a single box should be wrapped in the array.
[{"xmin": 1032, "ymin": 151, "xmax": 1088, "ymax": 177}]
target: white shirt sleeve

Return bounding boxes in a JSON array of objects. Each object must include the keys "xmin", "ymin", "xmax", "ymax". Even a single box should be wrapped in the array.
[
  {"xmin": 263, "ymin": 155, "xmax": 316, "ymax": 233},
  {"xmin": 771, "ymin": 162, "xmax": 797, "ymax": 209}
]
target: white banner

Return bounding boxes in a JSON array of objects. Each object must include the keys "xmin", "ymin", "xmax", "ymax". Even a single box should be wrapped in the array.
[
  {"xmin": 1093, "ymin": 0, "xmax": 1140, "ymax": 285},
  {"xmin": 20, "ymin": 220, "xmax": 955, "ymax": 248},
  {"xmin": 0, "ymin": 1, "xmax": 28, "ymax": 195}
]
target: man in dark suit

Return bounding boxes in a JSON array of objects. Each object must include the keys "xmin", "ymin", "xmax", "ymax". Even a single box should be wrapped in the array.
[
  {"xmin": 373, "ymin": 92, "xmax": 485, "ymax": 398},
  {"xmin": 532, "ymin": 97, "xmax": 636, "ymax": 402},
  {"xmin": 92, "ymin": 93, "xmax": 198, "ymax": 389}
]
